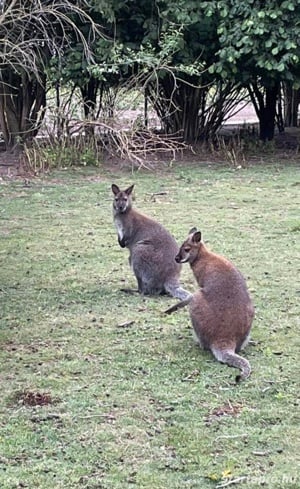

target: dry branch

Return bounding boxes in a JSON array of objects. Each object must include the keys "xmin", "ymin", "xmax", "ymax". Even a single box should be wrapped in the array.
[
  {"xmin": 67, "ymin": 119, "xmax": 191, "ymax": 168},
  {"xmin": 0, "ymin": 1, "xmax": 103, "ymax": 76}
]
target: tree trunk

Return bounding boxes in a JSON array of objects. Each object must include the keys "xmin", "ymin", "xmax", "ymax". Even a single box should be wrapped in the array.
[
  {"xmin": 0, "ymin": 69, "xmax": 46, "ymax": 150},
  {"xmin": 259, "ymin": 86, "xmax": 277, "ymax": 141},
  {"xmin": 80, "ymin": 77, "xmax": 100, "ymax": 137},
  {"xmin": 148, "ymin": 74, "xmax": 202, "ymax": 143},
  {"xmin": 247, "ymin": 81, "xmax": 280, "ymax": 141},
  {"xmin": 148, "ymin": 74, "xmax": 242, "ymax": 143},
  {"xmin": 284, "ymin": 83, "xmax": 300, "ymax": 127}
]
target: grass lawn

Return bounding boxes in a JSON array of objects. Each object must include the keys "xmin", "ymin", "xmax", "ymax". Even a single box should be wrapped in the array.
[{"xmin": 0, "ymin": 161, "xmax": 299, "ymax": 488}]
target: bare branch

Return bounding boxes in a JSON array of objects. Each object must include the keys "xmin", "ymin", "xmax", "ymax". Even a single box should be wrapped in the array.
[{"xmin": 0, "ymin": 1, "xmax": 104, "ymax": 77}]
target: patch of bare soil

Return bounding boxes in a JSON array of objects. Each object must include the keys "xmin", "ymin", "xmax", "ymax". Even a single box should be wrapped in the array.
[
  {"xmin": 13, "ymin": 390, "xmax": 55, "ymax": 407},
  {"xmin": 205, "ymin": 400, "xmax": 245, "ymax": 425}
]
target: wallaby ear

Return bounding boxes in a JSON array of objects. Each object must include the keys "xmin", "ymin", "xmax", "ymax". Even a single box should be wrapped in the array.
[
  {"xmin": 125, "ymin": 184, "xmax": 134, "ymax": 196},
  {"xmin": 112, "ymin": 184, "xmax": 120, "ymax": 195},
  {"xmin": 189, "ymin": 227, "xmax": 197, "ymax": 235},
  {"xmin": 192, "ymin": 231, "xmax": 202, "ymax": 243}
]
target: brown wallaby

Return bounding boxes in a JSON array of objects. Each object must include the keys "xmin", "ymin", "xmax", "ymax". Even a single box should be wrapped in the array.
[
  {"xmin": 112, "ymin": 184, "xmax": 191, "ymax": 300},
  {"xmin": 165, "ymin": 228, "xmax": 254, "ymax": 382}
]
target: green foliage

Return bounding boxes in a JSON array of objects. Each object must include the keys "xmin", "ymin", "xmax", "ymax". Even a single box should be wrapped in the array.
[
  {"xmin": 83, "ymin": 0, "xmax": 300, "ymax": 87},
  {"xmin": 4, "ymin": 0, "xmax": 300, "ymax": 148},
  {"xmin": 51, "ymin": 0, "xmax": 300, "ymax": 145},
  {"xmin": 203, "ymin": 0, "xmax": 300, "ymax": 84},
  {"xmin": 53, "ymin": 0, "xmax": 218, "ymax": 88}
]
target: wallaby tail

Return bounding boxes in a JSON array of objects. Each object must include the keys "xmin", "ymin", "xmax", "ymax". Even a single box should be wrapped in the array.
[
  {"xmin": 211, "ymin": 346, "xmax": 251, "ymax": 382},
  {"xmin": 164, "ymin": 296, "xmax": 192, "ymax": 314}
]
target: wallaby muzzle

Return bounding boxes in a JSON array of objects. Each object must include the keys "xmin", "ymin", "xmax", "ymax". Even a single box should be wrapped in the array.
[{"xmin": 116, "ymin": 202, "xmax": 127, "ymax": 213}]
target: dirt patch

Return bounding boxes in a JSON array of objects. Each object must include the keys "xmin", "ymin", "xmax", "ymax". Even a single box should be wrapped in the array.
[
  {"xmin": 205, "ymin": 400, "xmax": 244, "ymax": 424},
  {"xmin": 13, "ymin": 390, "xmax": 55, "ymax": 407}
]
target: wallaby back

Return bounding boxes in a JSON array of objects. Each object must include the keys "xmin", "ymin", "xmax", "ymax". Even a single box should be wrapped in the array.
[
  {"xmin": 111, "ymin": 184, "xmax": 191, "ymax": 300},
  {"xmin": 175, "ymin": 228, "xmax": 254, "ymax": 381}
]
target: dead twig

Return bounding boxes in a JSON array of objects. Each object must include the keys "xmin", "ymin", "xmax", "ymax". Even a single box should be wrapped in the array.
[
  {"xmin": 116, "ymin": 320, "xmax": 135, "ymax": 328},
  {"xmin": 252, "ymin": 451, "xmax": 269, "ymax": 456},
  {"xmin": 148, "ymin": 191, "xmax": 168, "ymax": 201},
  {"xmin": 76, "ymin": 414, "xmax": 116, "ymax": 420}
]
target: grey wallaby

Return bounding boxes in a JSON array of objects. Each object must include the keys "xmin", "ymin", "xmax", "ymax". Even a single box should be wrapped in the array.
[
  {"xmin": 165, "ymin": 228, "xmax": 254, "ymax": 382},
  {"xmin": 112, "ymin": 183, "xmax": 191, "ymax": 300}
]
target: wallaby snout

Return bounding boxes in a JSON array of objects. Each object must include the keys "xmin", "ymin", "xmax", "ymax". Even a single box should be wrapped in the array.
[
  {"xmin": 175, "ymin": 252, "xmax": 189, "ymax": 264},
  {"xmin": 117, "ymin": 202, "xmax": 127, "ymax": 213}
]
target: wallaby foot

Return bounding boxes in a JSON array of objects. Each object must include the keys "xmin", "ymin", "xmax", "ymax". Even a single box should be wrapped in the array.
[
  {"xmin": 164, "ymin": 296, "xmax": 192, "ymax": 314},
  {"xmin": 164, "ymin": 283, "xmax": 192, "ymax": 301},
  {"xmin": 211, "ymin": 346, "xmax": 251, "ymax": 382}
]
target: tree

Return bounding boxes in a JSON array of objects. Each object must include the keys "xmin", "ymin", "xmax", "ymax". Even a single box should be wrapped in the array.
[
  {"xmin": 204, "ymin": 0, "xmax": 300, "ymax": 140},
  {"xmin": 81, "ymin": 0, "xmax": 243, "ymax": 142},
  {"xmin": 0, "ymin": 0, "xmax": 99, "ymax": 150},
  {"xmin": 116, "ymin": 1, "xmax": 243, "ymax": 142}
]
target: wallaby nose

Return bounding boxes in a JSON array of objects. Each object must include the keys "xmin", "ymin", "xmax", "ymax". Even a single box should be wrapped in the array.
[{"xmin": 175, "ymin": 254, "xmax": 180, "ymax": 263}]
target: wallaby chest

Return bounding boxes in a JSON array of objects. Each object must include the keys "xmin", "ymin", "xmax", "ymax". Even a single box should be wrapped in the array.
[{"xmin": 114, "ymin": 215, "xmax": 126, "ymax": 241}]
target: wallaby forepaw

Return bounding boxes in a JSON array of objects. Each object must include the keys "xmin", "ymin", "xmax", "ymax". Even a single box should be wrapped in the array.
[{"xmin": 118, "ymin": 237, "xmax": 126, "ymax": 248}]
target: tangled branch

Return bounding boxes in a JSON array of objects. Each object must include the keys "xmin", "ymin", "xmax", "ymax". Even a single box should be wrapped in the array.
[
  {"xmin": 77, "ymin": 120, "xmax": 190, "ymax": 169},
  {"xmin": 0, "ymin": 0, "xmax": 103, "ymax": 78}
]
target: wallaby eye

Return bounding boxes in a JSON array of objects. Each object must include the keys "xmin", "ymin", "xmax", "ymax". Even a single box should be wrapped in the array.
[{"xmin": 184, "ymin": 248, "xmax": 190, "ymax": 253}]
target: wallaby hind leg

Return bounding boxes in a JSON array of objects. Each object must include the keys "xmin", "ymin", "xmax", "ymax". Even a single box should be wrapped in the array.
[
  {"xmin": 211, "ymin": 345, "xmax": 251, "ymax": 382},
  {"xmin": 136, "ymin": 275, "xmax": 164, "ymax": 296},
  {"xmin": 136, "ymin": 276, "xmax": 145, "ymax": 294},
  {"xmin": 164, "ymin": 281, "xmax": 192, "ymax": 301}
]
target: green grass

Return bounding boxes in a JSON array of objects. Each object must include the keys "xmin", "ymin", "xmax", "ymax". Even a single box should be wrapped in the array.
[{"xmin": 0, "ymin": 162, "xmax": 299, "ymax": 489}]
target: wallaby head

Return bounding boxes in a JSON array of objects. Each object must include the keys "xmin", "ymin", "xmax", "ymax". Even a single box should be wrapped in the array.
[
  {"xmin": 112, "ymin": 184, "xmax": 134, "ymax": 214},
  {"xmin": 175, "ymin": 227, "xmax": 203, "ymax": 264}
]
